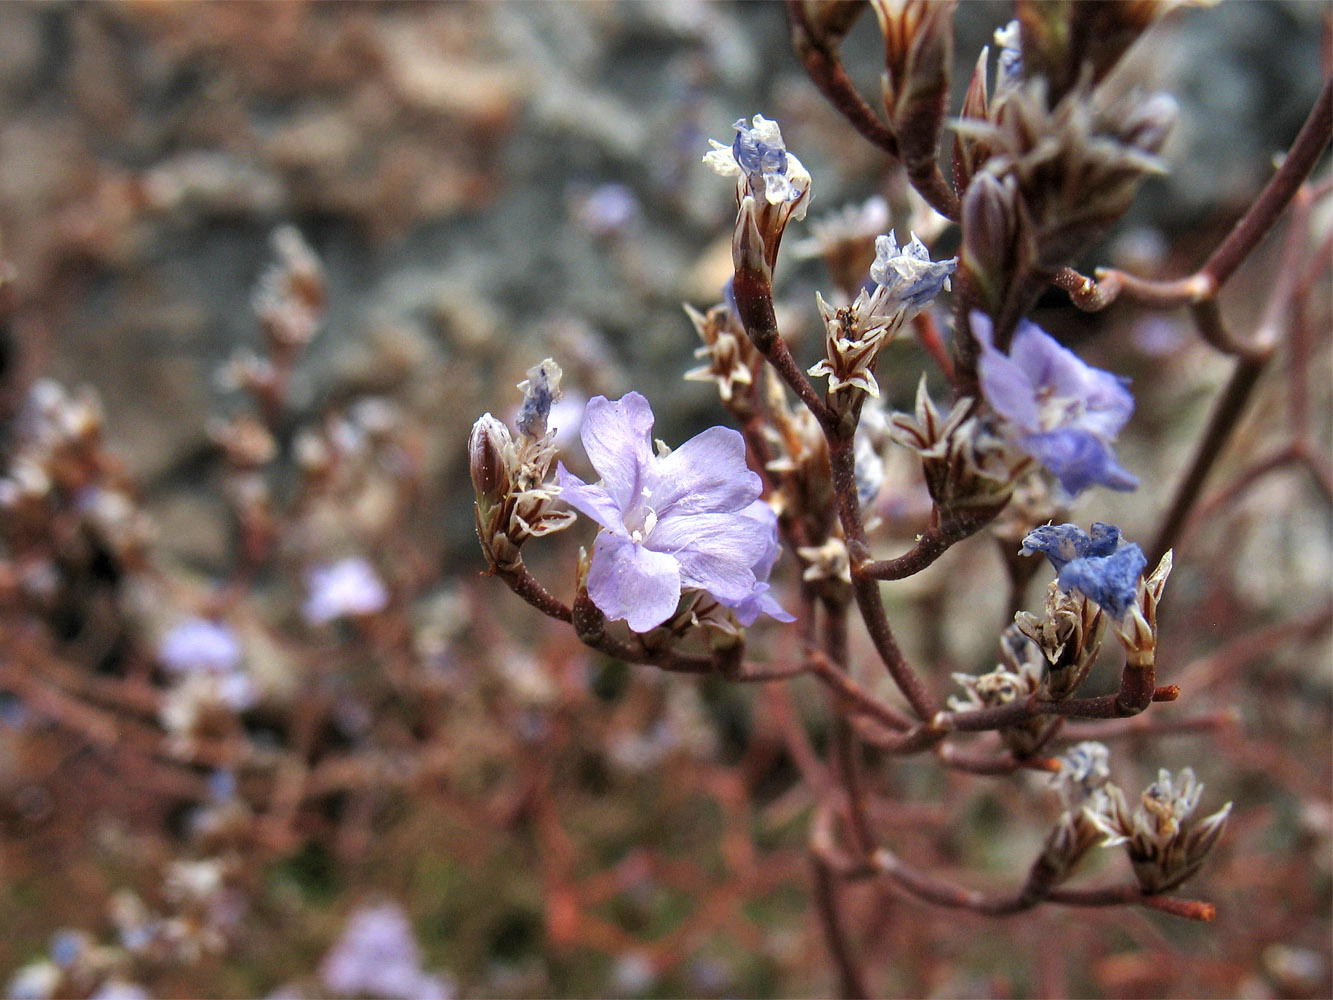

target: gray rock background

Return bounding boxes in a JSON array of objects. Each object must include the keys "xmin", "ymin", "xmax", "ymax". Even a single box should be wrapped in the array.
[{"xmin": 0, "ymin": 0, "xmax": 1322, "ymax": 570}]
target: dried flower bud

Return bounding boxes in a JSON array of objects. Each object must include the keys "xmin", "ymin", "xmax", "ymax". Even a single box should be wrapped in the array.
[
  {"xmin": 1110, "ymin": 549, "xmax": 1173, "ymax": 667},
  {"xmin": 959, "ymin": 170, "xmax": 1031, "ymax": 319},
  {"xmin": 889, "ymin": 376, "xmax": 1018, "ymax": 520},
  {"xmin": 705, "ymin": 116, "xmax": 812, "ymax": 276},
  {"xmin": 949, "ymin": 626, "xmax": 1058, "ymax": 757},
  {"xmin": 469, "ymin": 413, "xmax": 511, "ymax": 513},
  {"xmin": 1017, "ymin": 0, "xmax": 1180, "ymax": 103},
  {"xmin": 516, "ymin": 359, "xmax": 563, "ymax": 440},
  {"xmin": 1087, "ymin": 766, "xmax": 1233, "ymax": 893},
  {"xmin": 683, "ymin": 301, "xmax": 759, "ymax": 413},
  {"xmin": 1014, "ymin": 580, "xmax": 1107, "ymax": 700},
  {"xmin": 470, "ymin": 366, "xmax": 576, "ymax": 572}
]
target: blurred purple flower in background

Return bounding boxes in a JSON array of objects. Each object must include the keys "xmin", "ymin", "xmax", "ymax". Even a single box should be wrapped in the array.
[
  {"xmin": 321, "ymin": 902, "xmax": 454, "ymax": 1000},
  {"xmin": 1022, "ymin": 522, "xmax": 1148, "ymax": 619},
  {"xmin": 557, "ymin": 393, "xmax": 785, "ymax": 632},
  {"xmin": 303, "ymin": 558, "xmax": 389, "ymax": 625},
  {"xmin": 973, "ymin": 311, "xmax": 1138, "ymax": 496},
  {"xmin": 158, "ymin": 618, "xmax": 242, "ymax": 675}
]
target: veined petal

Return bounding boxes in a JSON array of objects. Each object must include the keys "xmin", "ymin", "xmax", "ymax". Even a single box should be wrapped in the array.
[
  {"xmin": 649, "ymin": 510, "xmax": 767, "ymax": 603},
  {"xmin": 654, "ymin": 425, "xmax": 761, "ymax": 516},
  {"xmin": 556, "ymin": 463, "xmax": 626, "ymax": 533},
  {"xmin": 588, "ymin": 532, "xmax": 682, "ymax": 632},
  {"xmin": 580, "ymin": 393, "xmax": 656, "ymax": 513}
]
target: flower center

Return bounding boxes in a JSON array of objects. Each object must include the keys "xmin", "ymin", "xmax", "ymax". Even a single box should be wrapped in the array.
[{"xmin": 622, "ymin": 498, "xmax": 659, "ymax": 545}]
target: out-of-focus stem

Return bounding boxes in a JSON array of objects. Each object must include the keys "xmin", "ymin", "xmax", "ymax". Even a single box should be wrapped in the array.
[{"xmin": 1058, "ymin": 76, "xmax": 1332, "ymax": 314}]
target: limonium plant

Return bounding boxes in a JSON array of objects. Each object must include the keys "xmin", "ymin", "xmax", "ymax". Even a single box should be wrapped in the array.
[{"xmin": 466, "ymin": 4, "xmax": 1330, "ymax": 995}]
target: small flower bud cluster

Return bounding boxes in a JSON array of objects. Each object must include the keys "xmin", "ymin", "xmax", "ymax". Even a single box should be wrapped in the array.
[
  {"xmin": 807, "ymin": 232, "xmax": 956, "ymax": 405},
  {"xmin": 889, "ymin": 377, "xmax": 1020, "ymax": 522},
  {"xmin": 252, "ymin": 225, "xmax": 325, "ymax": 353},
  {"xmin": 470, "ymin": 360, "xmax": 578, "ymax": 572},
  {"xmin": 0, "ymin": 380, "xmax": 152, "ymax": 610},
  {"xmin": 1036, "ymin": 743, "xmax": 1231, "ymax": 894},
  {"xmin": 1033, "ymin": 741, "xmax": 1119, "ymax": 887},
  {"xmin": 1085, "ymin": 763, "xmax": 1233, "ymax": 894},
  {"xmin": 949, "ymin": 625, "xmax": 1058, "ymax": 757}
]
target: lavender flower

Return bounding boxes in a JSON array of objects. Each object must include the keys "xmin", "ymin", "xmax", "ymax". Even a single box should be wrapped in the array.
[
  {"xmin": 1022, "ymin": 522, "xmax": 1147, "ymax": 619},
  {"xmin": 557, "ymin": 393, "xmax": 785, "ymax": 633},
  {"xmin": 303, "ymin": 557, "xmax": 389, "ymax": 625},
  {"xmin": 321, "ymin": 903, "xmax": 453, "ymax": 1000},
  {"xmin": 158, "ymin": 619, "xmax": 242, "ymax": 675},
  {"xmin": 972, "ymin": 311, "xmax": 1137, "ymax": 495}
]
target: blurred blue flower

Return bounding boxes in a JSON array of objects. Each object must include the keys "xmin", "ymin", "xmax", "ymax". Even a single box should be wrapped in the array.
[
  {"xmin": 973, "ymin": 311, "xmax": 1138, "ymax": 495},
  {"xmin": 321, "ymin": 903, "xmax": 453, "ymax": 1000},
  {"xmin": 558, "ymin": 393, "xmax": 785, "ymax": 632},
  {"xmin": 158, "ymin": 618, "xmax": 241, "ymax": 675},
  {"xmin": 303, "ymin": 558, "xmax": 388, "ymax": 625},
  {"xmin": 1022, "ymin": 522, "xmax": 1147, "ymax": 618}
]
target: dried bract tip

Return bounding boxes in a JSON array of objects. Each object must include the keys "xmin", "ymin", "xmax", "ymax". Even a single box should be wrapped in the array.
[
  {"xmin": 888, "ymin": 377, "xmax": 1017, "ymax": 519},
  {"xmin": 1088, "ymin": 766, "xmax": 1233, "ymax": 893},
  {"xmin": 516, "ymin": 358, "xmax": 563, "ymax": 440},
  {"xmin": 683, "ymin": 301, "xmax": 759, "ymax": 411}
]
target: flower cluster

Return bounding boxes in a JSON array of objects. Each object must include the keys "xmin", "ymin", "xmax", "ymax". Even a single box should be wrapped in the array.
[{"xmin": 1085, "ymin": 764, "xmax": 1233, "ymax": 894}]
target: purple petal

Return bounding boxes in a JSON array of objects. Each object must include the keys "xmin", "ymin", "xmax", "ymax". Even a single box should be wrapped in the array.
[
  {"xmin": 654, "ymin": 426, "xmax": 761, "ymax": 517},
  {"xmin": 1058, "ymin": 543, "xmax": 1147, "ymax": 619},
  {"xmin": 579, "ymin": 394, "xmax": 655, "ymax": 514},
  {"xmin": 726, "ymin": 582, "xmax": 796, "ymax": 626},
  {"xmin": 738, "ymin": 499, "xmax": 782, "ymax": 579},
  {"xmin": 1022, "ymin": 430, "xmax": 1138, "ymax": 495},
  {"xmin": 973, "ymin": 313, "xmax": 1041, "ymax": 431},
  {"xmin": 1010, "ymin": 322, "xmax": 1134, "ymax": 438},
  {"xmin": 649, "ymin": 511, "xmax": 768, "ymax": 603},
  {"xmin": 556, "ymin": 463, "xmax": 626, "ymax": 532},
  {"xmin": 587, "ymin": 532, "xmax": 683, "ymax": 632}
]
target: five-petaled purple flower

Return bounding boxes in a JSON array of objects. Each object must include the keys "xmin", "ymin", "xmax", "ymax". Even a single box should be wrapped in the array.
[
  {"xmin": 1022, "ymin": 522, "xmax": 1148, "ymax": 619},
  {"xmin": 972, "ymin": 311, "xmax": 1138, "ymax": 496},
  {"xmin": 557, "ymin": 393, "xmax": 790, "ymax": 632}
]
